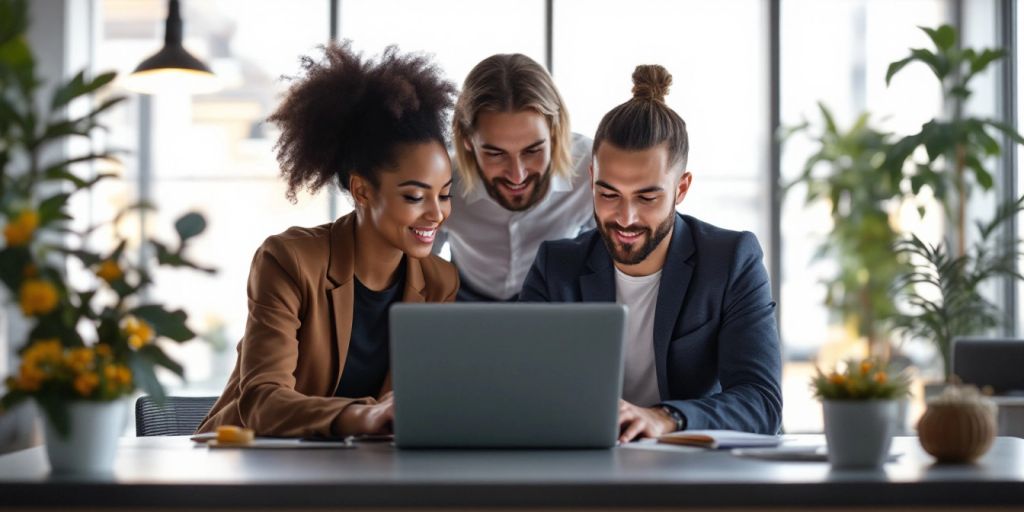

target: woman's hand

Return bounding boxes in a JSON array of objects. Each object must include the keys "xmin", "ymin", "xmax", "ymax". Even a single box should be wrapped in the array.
[{"xmin": 338, "ymin": 395, "xmax": 394, "ymax": 436}]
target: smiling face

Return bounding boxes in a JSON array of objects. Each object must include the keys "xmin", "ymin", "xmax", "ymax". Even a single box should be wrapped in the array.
[
  {"xmin": 464, "ymin": 109, "xmax": 553, "ymax": 211},
  {"xmin": 591, "ymin": 141, "xmax": 691, "ymax": 276},
  {"xmin": 356, "ymin": 141, "xmax": 453, "ymax": 260}
]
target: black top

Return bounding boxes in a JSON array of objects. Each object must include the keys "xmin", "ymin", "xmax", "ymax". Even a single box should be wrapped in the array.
[{"xmin": 335, "ymin": 262, "xmax": 406, "ymax": 399}]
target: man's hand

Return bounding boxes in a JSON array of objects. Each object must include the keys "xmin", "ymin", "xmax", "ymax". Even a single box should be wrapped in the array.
[
  {"xmin": 338, "ymin": 394, "xmax": 394, "ymax": 436},
  {"xmin": 617, "ymin": 400, "xmax": 675, "ymax": 444}
]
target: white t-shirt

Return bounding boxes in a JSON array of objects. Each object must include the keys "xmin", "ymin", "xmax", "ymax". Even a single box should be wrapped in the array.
[{"xmin": 615, "ymin": 267, "xmax": 662, "ymax": 407}]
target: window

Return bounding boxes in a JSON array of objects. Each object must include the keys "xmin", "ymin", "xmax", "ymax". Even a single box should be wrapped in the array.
[
  {"xmin": 554, "ymin": 0, "xmax": 771, "ymax": 244},
  {"xmin": 339, "ymin": 0, "xmax": 546, "ymax": 90},
  {"xmin": 96, "ymin": 0, "xmax": 332, "ymax": 392},
  {"xmin": 82, "ymin": 1, "xmax": 1019, "ymax": 437},
  {"xmin": 780, "ymin": 0, "xmax": 949, "ymax": 431}
]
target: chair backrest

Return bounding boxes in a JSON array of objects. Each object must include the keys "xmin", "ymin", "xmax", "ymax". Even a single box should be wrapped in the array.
[
  {"xmin": 135, "ymin": 396, "xmax": 218, "ymax": 436},
  {"xmin": 953, "ymin": 338, "xmax": 1024, "ymax": 395}
]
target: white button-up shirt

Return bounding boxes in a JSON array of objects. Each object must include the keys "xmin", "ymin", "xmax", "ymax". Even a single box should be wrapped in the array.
[{"xmin": 436, "ymin": 133, "xmax": 595, "ymax": 300}]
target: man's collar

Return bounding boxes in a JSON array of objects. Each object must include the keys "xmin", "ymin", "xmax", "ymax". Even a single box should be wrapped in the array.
[{"xmin": 464, "ymin": 175, "xmax": 490, "ymax": 205}]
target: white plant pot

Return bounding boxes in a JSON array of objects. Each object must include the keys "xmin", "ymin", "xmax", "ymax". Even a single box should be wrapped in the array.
[
  {"xmin": 823, "ymin": 399, "xmax": 898, "ymax": 469},
  {"xmin": 41, "ymin": 399, "xmax": 129, "ymax": 473},
  {"xmin": 0, "ymin": 401, "xmax": 42, "ymax": 455}
]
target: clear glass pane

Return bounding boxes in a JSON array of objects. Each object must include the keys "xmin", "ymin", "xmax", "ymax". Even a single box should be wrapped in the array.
[
  {"xmin": 781, "ymin": 0, "xmax": 949, "ymax": 432},
  {"xmin": 1019, "ymin": 1, "xmax": 1024, "ymax": 337},
  {"xmin": 339, "ymin": 0, "xmax": 547, "ymax": 89},
  {"xmin": 99, "ymin": 0, "xmax": 332, "ymax": 179},
  {"xmin": 94, "ymin": 0, "xmax": 335, "ymax": 393},
  {"xmin": 146, "ymin": 180, "xmax": 345, "ymax": 392},
  {"xmin": 553, "ymin": 0, "xmax": 770, "ymax": 240}
]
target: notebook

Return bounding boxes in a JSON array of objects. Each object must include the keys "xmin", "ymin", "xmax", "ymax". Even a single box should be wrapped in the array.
[
  {"xmin": 206, "ymin": 438, "xmax": 355, "ymax": 449},
  {"xmin": 657, "ymin": 430, "xmax": 781, "ymax": 449}
]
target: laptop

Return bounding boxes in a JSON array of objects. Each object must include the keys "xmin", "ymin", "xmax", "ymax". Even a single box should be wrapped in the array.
[{"xmin": 389, "ymin": 303, "xmax": 626, "ymax": 448}]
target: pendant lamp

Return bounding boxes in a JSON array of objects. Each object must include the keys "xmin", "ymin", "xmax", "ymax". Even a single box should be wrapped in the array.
[{"xmin": 124, "ymin": 0, "xmax": 219, "ymax": 95}]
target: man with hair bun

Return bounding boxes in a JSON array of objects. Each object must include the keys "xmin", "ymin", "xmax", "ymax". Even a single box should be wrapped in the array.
[
  {"xmin": 440, "ymin": 53, "xmax": 594, "ymax": 301},
  {"xmin": 521, "ymin": 65, "xmax": 782, "ymax": 442},
  {"xmin": 198, "ymin": 42, "xmax": 459, "ymax": 438}
]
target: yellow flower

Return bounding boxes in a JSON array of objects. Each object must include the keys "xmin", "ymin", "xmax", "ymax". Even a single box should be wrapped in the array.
[
  {"xmin": 860, "ymin": 361, "xmax": 873, "ymax": 375},
  {"xmin": 73, "ymin": 372, "xmax": 99, "ymax": 397},
  {"xmin": 116, "ymin": 365, "xmax": 132, "ymax": 386},
  {"xmin": 96, "ymin": 259, "xmax": 123, "ymax": 282},
  {"xmin": 95, "ymin": 344, "xmax": 112, "ymax": 359},
  {"xmin": 19, "ymin": 279, "xmax": 59, "ymax": 316},
  {"xmin": 22, "ymin": 339, "xmax": 62, "ymax": 367},
  {"xmin": 16, "ymin": 362, "xmax": 45, "ymax": 391},
  {"xmin": 122, "ymin": 316, "xmax": 154, "ymax": 349},
  {"xmin": 104, "ymin": 365, "xmax": 132, "ymax": 386},
  {"xmin": 828, "ymin": 373, "xmax": 847, "ymax": 387},
  {"xmin": 3, "ymin": 210, "xmax": 39, "ymax": 246},
  {"xmin": 65, "ymin": 347, "xmax": 95, "ymax": 373},
  {"xmin": 103, "ymin": 364, "xmax": 132, "ymax": 393},
  {"xmin": 873, "ymin": 371, "xmax": 888, "ymax": 385}
]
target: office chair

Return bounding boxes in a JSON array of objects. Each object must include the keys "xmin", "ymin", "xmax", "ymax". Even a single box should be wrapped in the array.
[
  {"xmin": 952, "ymin": 338, "xmax": 1024, "ymax": 394},
  {"xmin": 135, "ymin": 395, "xmax": 218, "ymax": 436},
  {"xmin": 952, "ymin": 338, "xmax": 1024, "ymax": 438}
]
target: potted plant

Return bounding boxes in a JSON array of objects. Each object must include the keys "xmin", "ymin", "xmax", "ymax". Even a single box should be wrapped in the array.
[
  {"xmin": 884, "ymin": 24, "xmax": 1024, "ymax": 383},
  {"xmin": 0, "ymin": 0, "xmax": 212, "ymax": 472},
  {"xmin": 893, "ymin": 197, "xmax": 1023, "ymax": 383},
  {"xmin": 812, "ymin": 358, "xmax": 912, "ymax": 469},
  {"xmin": 786, "ymin": 105, "xmax": 910, "ymax": 357}
]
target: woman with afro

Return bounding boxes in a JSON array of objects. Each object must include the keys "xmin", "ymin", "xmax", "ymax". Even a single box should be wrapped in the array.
[{"xmin": 198, "ymin": 42, "xmax": 459, "ymax": 438}]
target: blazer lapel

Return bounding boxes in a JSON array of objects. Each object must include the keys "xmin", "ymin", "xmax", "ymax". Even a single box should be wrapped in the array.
[
  {"xmin": 401, "ymin": 256, "xmax": 427, "ymax": 304},
  {"xmin": 379, "ymin": 257, "xmax": 426, "ymax": 397},
  {"xmin": 580, "ymin": 238, "xmax": 616, "ymax": 302},
  {"xmin": 327, "ymin": 214, "xmax": 357, "ymax": 395},
  {"xmin": 653, "ymin": 214, "xmax": 695, "ymax": 400},
  {"xmin": 326, "ymin": 214, "xmax": 421, "ymax": 400}
]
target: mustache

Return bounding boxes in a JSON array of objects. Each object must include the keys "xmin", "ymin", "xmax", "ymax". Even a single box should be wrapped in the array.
[
  {"xmin": 602, "ymin": 223, "xmax": 651, "ymax": 235},
  {"xmin": 493, "ymin": 174, "xmax": 539, "ymax": 187}
]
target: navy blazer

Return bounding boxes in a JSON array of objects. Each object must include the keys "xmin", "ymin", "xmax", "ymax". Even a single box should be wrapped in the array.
[{"xmin": 519, "ymin": 213, "xmax": 782, "ymax": 434}]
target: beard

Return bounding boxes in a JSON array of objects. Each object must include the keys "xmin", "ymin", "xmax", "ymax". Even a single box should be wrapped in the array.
[
  {"xmin": 596, "ymin": 209, "xmax": 675, "ymax": 266},
  {"xmin": 480, "ymin": 168, "xmax": 553, "ymax": 212}
]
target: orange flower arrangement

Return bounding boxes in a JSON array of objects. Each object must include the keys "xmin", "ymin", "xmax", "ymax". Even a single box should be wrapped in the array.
[
  {"xmin": 811, "ymin": 358, "xmax": 912, "ymax": 400},
  {"xmin": 0, "ymin": 8, "xmax": 213, "ymax": 437}
]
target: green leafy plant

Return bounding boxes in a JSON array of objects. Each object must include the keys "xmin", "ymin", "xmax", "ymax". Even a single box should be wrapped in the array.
[
  {"xmin": 894, "ymin": 196, "xmax": 1024, "ymax": 380},
  {"xmin": 811, "ymin": 357, "xmax": 912, "ymax": 401},
  {"xmin": 0, "ymin": 0, "xmax": 213, "ymax": 436},
  {"xmin": 787, "ymin": 104, "xmax": 910, "ymax": 355},
  {"xmin": 884, "ymin": 24, "xmax": 1024, "ymax": 257},
  {"xmin": 885, "ymin": 24, "xmax": 1024, "ymax": 381}
]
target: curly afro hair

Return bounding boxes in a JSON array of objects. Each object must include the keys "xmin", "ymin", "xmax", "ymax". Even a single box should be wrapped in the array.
[{"xmin": 268, "ymin": 41, "xmax": 457, "ymax": 202}]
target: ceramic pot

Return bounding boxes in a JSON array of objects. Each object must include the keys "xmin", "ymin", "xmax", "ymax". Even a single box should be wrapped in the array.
[
  {"xmin": 41, "ymin": 399, "xmax": 129, "ymax": 473},
  {"xmin": 823, "ymin": 400, "xmax": 898, "ymax": 469}
]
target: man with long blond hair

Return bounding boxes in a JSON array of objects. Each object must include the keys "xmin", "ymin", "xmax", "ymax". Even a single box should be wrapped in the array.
[{"xmin": 436, "ymin": 54, "xmax": 593, "ymax": 301}]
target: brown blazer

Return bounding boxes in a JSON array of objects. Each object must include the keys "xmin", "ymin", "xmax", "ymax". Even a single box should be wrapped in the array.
[{"xmin": 196, "ymin": 212, "xmax": 459, "ymax": 437}]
